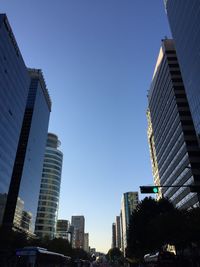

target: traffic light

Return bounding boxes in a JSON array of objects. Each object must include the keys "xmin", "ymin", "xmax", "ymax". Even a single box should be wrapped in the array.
[
  {"xmin": 189, "ymin": 185, "xmax": 200, "ymax": 193},
  {"xmin": 140, "ymin": 186, "xmax": 159, "ymax": 194}
]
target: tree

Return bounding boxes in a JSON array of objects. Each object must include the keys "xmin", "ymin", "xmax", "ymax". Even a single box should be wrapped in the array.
[
  {"xmin": 127, "ymin": 197, "xmax": 200, "ymax": 264},
  {"xmin": 0, "ymin": 226, "xmax": 29, "ymax": 250},
  {"xmin": 107, "ymin": 247, "xmax": 123, "ymax": 260},
  {"xmin": 106, "ymin": 247, "xmax": 124, "ymax": 265},
  {"xmin": 46, "ymin": 238, "xmax": 72, "ymax": 256},
  {"xmin": 126, "ymin": 197, "xmax": 177, "ymax": 260}
]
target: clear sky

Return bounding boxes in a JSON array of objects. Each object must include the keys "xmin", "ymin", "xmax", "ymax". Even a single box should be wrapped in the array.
[{"xmin": 1, "ymin": 0, "xmax": 171, "ymax": 253}]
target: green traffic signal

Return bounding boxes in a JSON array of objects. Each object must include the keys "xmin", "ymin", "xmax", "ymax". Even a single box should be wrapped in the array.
[
  {"xmin": 153, "ymin": 187, "xmax": 159, "ymax": 193},
  {"xmin": 140, "ymin": 186, "xmax": 159, "ymax": 194}
]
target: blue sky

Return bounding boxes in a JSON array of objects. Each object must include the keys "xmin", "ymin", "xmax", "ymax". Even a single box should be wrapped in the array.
[{"xmin": 1, "ymin": 0, "xmax": 171, "ymax": 253}]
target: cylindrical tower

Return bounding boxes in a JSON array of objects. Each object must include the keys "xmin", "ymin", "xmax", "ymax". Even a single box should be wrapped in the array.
[{"xmin": 35, "ymin": 133, "xmax": 63, "ymax": 239}]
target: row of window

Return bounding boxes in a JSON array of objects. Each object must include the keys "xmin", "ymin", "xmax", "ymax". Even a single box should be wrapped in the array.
[
  {"xmin": 35, "ymin": 226, "xmax": 55, "ymax": 232},
  {"xmin": 158, "ymin": 129, "xmax": 184, "ymax": 173},
  {"xmin": 37, "ymin": 206, "xmax": 57, "ymax": 213},
  {"xmin": 46, "ymin": 149, "xmax": 63, "ymax": 159},
  {"xmin": 39, "ymin": 194, "xmax": 59, "ymax": 202},
  {"xmin": 38, "ymin": 201, "xmax": 58, "ymax": 208},
  {"xmin": 42, "ymin": 173, "xmax": 61, "ymax": 182},
  {"xmin": 37, "ymin": 212, "xmax": 56, "ymax": 219},
  {"xmin": 39, "ymin": 189, "xmax": 59, "ymax": 198},
  {"xmin": 42, "ymin": 168, "xmax": 61, "ymax": 176},
  {"xmin": 43, "ymin": 163, "xmax": 61, "ymax": 171},
  {"xmin": 36, "ymin": 219, "xmax": 55, "ymax": 225},
  {"xmin": 40, "ymin": 183, "xmax": 60, "ymax": 192},
  {"xmin": 44, "ymin": 158, "xmax": 62, "ymax": 167},
  {"xmin": 161, "ymin": 152, "xmax": 188, "ymax": 185}
]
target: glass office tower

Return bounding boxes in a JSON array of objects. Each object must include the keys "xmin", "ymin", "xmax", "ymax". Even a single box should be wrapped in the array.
[
  {"xmin": 147, "ymin": 39, "xmax": 200, "ymax": 210},
  {"xmin": 112, "ymin": 223, "xmax": 116, "ymax": 248},
  {"xmin": 0, "ymin": 14, "xmax": 30, "ymax": 225},
  {"xmin": 35, "ymin": 133, "xmax": 63, "ymax": 239},
  {"xmin": 121, "ymin": 192, "xmax": 138, "ymax": 255},
  {"xmin": 165, "ymin": 0, "xmax": 200, "ymax": 138},
  {"xmin": 3, "ymin": 69, "xmax": 51, "ymax": 234},
  {"xmin": 115, "ymin": 215, "xmax": 121, "ymax": 250},
  {"xmin": 71, "ymin": 216, "xmax": 85, "ymax": 249}
]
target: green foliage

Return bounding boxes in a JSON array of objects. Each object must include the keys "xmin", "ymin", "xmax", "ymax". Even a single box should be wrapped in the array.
[
  {"xmin": 47, "ymin": 238, "xmax": 72, "ymax": 256},
  {"xmin": 106, "ymin": 247, "xmax": 124, "ymax": 265},
  {"xmin": 0, "ymin": 226, "xmax": 29, "ymax": 250},
  {"xmin": 126, "ymin": 197, "xmax": 200, "ymax": 261}
]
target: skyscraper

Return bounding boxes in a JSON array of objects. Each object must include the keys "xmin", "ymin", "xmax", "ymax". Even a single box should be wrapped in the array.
[
  {"xmin": 115, "ymin": 216, "xmax": 121, "ymax": 250},
  {"xmin": 164, "ymin": 1, "xmax": 200, "ymax": 140},
  {"xmin": 121, "ymin": 192, "xmax": 138, "ymax": 254},
  {"xmin": 35, "ymin": 133, "xmax": 63, "ymax": 239},
  {"xmin": 3, "ymin": 69, "xmax": 51, "ymax": 234},
  {"xmin": 111, "ymin": 223, "xmax": 116, "ymax": 248},
  {"xmin": 84, "ymin": 233, "xmax": 89, "ymax": 252},
  {"xmin": 147, "ymin": 39, "xmax": 200, "ymax": 209},
  {"xmin": 71, "ymin": 216, "xmax": 85, "ymax": 249},
  {"xmin": 0, "ymin": 14, "xmax": 30, "ymax": 225}
]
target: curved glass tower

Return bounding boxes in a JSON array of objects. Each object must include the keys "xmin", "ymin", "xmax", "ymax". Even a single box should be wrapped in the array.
[{"xmin": 35, "ymin": 133, "xmax": 63, "ymax": 239}]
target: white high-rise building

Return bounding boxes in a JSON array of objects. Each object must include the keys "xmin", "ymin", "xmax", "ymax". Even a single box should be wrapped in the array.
[{"xmin": 35, "ymin": 133, "xmax": 63, "ymax": 239}]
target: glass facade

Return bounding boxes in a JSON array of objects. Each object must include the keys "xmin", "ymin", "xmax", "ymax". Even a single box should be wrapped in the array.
[
  {"xmin": 147, "ymin": 39, "xmax": 200, "ymax": 210},
  {"xmin": 35, "ymin": 133, "xmax": 63, "ymax": 239},
  {"xmin": 120, "ymin": 192, "xmax": 138, "ymax": 254},
  {"xmin": 84, "ymin": 233, "xmax": 89, "ymax": 252},
  {"xmin": 112, "ymin": 223, "xmax": 116, "ymax": 248},
  {"xmin": 165, "ymin": 0, "xmax": 200, "ymax": 138},
  {"xmin": 115, "ymin": 215, "xmax": 121, "ymax": 250},
  {"xmin": 0, "ymin": 14, "xmax": 30, "ymax": 224},
  {"xmin": 71, "ymin": 216, "xmax": 85, "ymax": 249},
  {"xmin": 56, "ymin": 219, "xmax": 70, "ymax": 240},
  {"xmin": 3, "ymin": 69, "xmax": 51, "ymax": 234}
]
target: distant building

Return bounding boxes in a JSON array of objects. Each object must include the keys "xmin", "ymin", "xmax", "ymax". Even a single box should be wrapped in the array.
[
  {"xmin": 21, "ymin": 210, "xmax": 32, "ymax": 232},
  {"xmin": 112, "ymin": 223, "xmax": 116, "ymax": 248},
  {"xmin": 71, "ymin": 216, "xmax": 85, "ymax": 249},
  {"xmin": 165, "ymin": 1, "xmax": 200, "ymax": 141},
  {"xmin": 121, "ymin": 192, "xmax": 139, "ymax": 254},
  {"xmin": 147, "ymin": 39, "xmax": 200, "ymax": 209},
  {"xmin": 3, "ymin": 69, "xmax": 51, "ymax": 234},
  {"xmin": 68, "ymin": 225, "xmax": 74, "ymax": 244},
  {"xmin": 56, "ymin": 220, "xmax": 70, "ymax": 241},
  {"xmin": 115, "ymin": 216, "xmax": 121, "ymax": 249},
  {"xmin": 35, "ymin": 133, "xmax": 63, "ymax": 239},
  {"xmin": 0, "ymin": 14, "xmax": 30, "ymax": 225},
  {"xmin": 13, "ymin": 197, "xmax": 24, "ymax": 229},
  {"xmin": 84, "ymin": 233, "xmax": 89, "ymax": 252}
]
